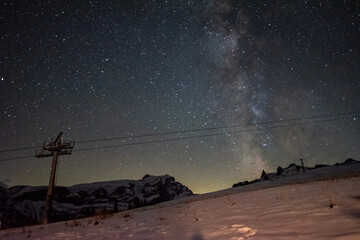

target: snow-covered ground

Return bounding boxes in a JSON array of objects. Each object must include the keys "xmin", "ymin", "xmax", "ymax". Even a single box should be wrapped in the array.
[{"xmin": 1, "ymin": 163, "xmax": 360, "ymax": 239}]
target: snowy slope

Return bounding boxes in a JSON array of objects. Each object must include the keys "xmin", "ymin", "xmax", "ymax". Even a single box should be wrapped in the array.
[{"xmin": 1, "ymin": 162, "xmax": 359, "ymax": 239}]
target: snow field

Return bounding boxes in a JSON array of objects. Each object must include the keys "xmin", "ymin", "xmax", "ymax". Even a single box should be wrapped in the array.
[{"xmin": 1, "ymin": 176, "xmax": 359, "ymax": 239}]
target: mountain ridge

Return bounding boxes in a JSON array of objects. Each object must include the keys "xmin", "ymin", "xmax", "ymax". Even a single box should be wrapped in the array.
[
  {"xmin": 0, "ymin": 174, "xmax": 193, "ymax": 229},
  {"xmin": 232, "ymin": 158, "xmax": 359, "ymax": 188}
]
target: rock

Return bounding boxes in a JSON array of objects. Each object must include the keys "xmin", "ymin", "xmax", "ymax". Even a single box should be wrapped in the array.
[
  {"xmin": 261, "ymin": 170, "xmax": 269, "ymax": 180},
  {"xmin": 344, "ymin": 158, "xmax": 356, "ymax": 164},
  {"xmin": 233, "ymin": 158, "xmax": 360, "ymax": 189},
  {"xmin": 314, "ymin": 164, "xmax": 329, "ymax": 169},
  {"xmin": 1, "ymin": 175, "xmax": 193, "ymax": 229}
]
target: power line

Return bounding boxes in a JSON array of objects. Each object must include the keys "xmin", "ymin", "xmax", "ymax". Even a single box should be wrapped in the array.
[
  {"xmin": 1, "ymin": 111, "xmax": 358, "ymax": 154},
  {"xmin": 0, "ymin": 145, "xmax": 43, "ymax": 153},
  {"xmin": 0, "ymin": 112, "xmax": 358, "ymax": 162},
  {"xmin": 70, "ymin": 114, "xmax": 360, "ymax": 152},
  {"xmin": 0, "ymin": 155, "xmax": 34, "ymax": 162},
  {"xmin": 75, "ymin": 111, "xmax": 359, "ymax": 144}
]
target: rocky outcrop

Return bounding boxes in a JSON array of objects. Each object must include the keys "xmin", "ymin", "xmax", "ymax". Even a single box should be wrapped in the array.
[
  {"xmin": 0, "ymin": 175, "xmax": 193, "ymax": 229},
  {"xmin": 233, "ymin": 158, "xmax": 359, "ymax": 188}
]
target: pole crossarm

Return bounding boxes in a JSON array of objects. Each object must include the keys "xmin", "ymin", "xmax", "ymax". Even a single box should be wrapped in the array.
[{"xmin": 36, "ymin": 132, "xmax": 74, "ymax": 158}]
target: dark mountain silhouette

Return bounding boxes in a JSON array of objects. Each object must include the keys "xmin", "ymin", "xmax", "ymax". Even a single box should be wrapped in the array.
[
  {"xmin": 0, "ymin": 174, "xmax": 193, "ymax": 229},
  {"xmin": 233, "ymin": 158, "xmax": 358, "ymax": 188}
]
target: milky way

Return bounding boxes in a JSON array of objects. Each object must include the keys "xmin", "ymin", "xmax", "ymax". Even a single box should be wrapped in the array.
[{"xmin": 0, "ymin": 1, "xmax": 359, "ymax": 193}]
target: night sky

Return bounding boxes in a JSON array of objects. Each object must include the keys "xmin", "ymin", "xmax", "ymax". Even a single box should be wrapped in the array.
[{"xmin": 0, "ymin": 0, "xmax": 359, "ymax": 194}]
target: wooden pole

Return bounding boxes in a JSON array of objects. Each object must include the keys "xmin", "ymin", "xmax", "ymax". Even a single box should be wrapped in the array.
[
  {"xmin": 43, "ymin": 132, "xmax": 62, "ymax": 224},
  {"xmin": 44, "ymin": 150, "xmax": 58, "ymax": 224},
  {"xmin": 300, "ymin": 158, "xmax": 305, "ymax": 172},
  {"xmin": 36, "ymin": 132, "xmax": 74, "ymax": 224}
]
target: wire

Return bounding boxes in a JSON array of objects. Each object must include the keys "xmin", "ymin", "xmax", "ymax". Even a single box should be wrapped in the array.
[
  {"xmin": 72, "ymin": 114, "xmax": 359, "ymax": 152},
  {"xmin": 0, "ymin": 145, "xmax": 43, "ymax": 153},
  {"xmin": 0, "ymin": 111, "xmax": 358, "ymax": 153},
  {"xmin": 0, "ymin": 112, "xmax": 358, "ymax": 162},
  {"xmin": 75, "ymin": 111, "xmax": 359, "ymax": 144},
  {"xmin": 0, "ymin": 155, "xmax": 34, "ymax": 162}
]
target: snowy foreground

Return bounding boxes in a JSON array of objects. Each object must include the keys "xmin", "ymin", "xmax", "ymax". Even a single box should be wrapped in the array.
[{"xmin": 1, "ymin": 164, "xmax": 360, "ymax": 239}]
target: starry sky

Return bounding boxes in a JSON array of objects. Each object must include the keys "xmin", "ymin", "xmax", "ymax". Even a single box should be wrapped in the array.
[{"xmin": 0, "ymin": 0, "xmax": 359, "ymax": 194}]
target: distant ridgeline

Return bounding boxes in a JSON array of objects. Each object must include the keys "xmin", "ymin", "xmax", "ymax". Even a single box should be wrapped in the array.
[
  {"xmin": 233, "ymin": 158, "xmax": 359, "ymax": 188},
  {"xmin": 0, "ymin": 174, "xmax": 193, "ymax": 229}
]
